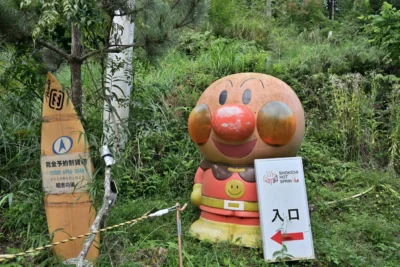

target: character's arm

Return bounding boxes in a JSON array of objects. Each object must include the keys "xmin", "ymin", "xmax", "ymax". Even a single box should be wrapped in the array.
[{"xmin": 190, "ymin": 167, "xmax": 204, "ymax": 207}]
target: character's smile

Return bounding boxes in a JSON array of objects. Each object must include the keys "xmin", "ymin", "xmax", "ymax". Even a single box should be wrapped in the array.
[
  {"xmin": 212, "ymin": 138, "xmax": 257, "ymax": 158},
  {"xmin": 228, "ymin": 190, "xmax": 242, "ymax": 195}
]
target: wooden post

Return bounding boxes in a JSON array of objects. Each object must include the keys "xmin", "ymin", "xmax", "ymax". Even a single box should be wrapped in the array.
[{"xmin": 176, "ymin": 203, "xmax": 187, "ymax": 267}]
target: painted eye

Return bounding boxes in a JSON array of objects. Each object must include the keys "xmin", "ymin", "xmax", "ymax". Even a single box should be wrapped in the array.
[
  {"xmin": 242, "ymin": 89, "xmax": 252, "ymax": 105},
  {"xmin": 257, "ymin": 101, "xmax": 296, "ymax": 146},
  {"xmin": 219, "ymin": 90, "xmax": 227, "ymax": 105},
  {"xmin": 188, "ymin": 104, "xmax": 212, "ymax": 145}
]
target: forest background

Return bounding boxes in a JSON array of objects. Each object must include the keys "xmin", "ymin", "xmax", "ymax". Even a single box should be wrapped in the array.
[{"xmin": 1, "ymin": 0, "xmax": 400, "ymax": 266}]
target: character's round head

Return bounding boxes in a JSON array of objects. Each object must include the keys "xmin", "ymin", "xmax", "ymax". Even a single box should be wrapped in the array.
[{"xmin": 188, "ymin": 73, "xmax": 305, "ymax": 165}]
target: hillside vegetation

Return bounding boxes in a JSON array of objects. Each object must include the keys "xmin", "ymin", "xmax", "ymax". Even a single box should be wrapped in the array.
[{"xmin": 1, "ymin": 0, "xmax": 400, "ymax": 266}]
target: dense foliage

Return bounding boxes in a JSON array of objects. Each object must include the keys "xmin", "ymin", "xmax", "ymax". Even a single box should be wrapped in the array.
[{"xmin": 1, "ymin": 0, "xmax": 400, "ymax": 266}]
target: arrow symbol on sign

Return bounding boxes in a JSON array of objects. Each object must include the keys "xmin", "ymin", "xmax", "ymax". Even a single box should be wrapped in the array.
[{"xmin": 271, "ymin": 230, "xmax": 304, "ymax": 245}]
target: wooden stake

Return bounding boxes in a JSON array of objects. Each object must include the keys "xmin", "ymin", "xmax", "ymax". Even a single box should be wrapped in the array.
[{"xmin": 176, "ymin": 203, "xmax": 187, "ymax": 267}]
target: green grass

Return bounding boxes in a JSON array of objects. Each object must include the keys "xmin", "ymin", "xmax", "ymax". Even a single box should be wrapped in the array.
[
  {"xmin": 94, "ymin": 169, "xmax": 400, "ymax": 266},
  {"xmin": 1, "ymin": 1, "xmax": 400, "ymax": 266}
]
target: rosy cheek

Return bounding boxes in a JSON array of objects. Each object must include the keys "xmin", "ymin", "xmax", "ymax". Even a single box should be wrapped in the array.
[
  {"xmin": 188, "ymin": 104, "xmax": 212, "ymax": 145},
  {"xmin": 257, "ymin": 101, "xmax": 296, "ymax": 146}
]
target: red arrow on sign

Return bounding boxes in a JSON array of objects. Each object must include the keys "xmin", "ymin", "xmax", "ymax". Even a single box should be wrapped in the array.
[{"xmin": 271, "ymin": 230, "xmax": 304, "ymax": 245}]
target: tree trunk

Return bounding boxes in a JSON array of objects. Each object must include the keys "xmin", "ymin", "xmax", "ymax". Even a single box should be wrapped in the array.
[
  {"xmin": 103, "ymin": 8, "xmax": 135, "ymax": 150},
  {"xmin": 70, "ymin": 60, "xmax": 82, "ymax": 114},
  {"xmin": 70, "ymin": 24, "xmax": 83, "ymax": 115},
  {"xmin": 266, "ymin": 0, "xmax": 272, "ymax": 17}
]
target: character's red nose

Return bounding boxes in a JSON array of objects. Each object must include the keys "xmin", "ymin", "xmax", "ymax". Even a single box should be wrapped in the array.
[{"xmin": 211, "ymin": 104, "xmax": 255, "ymax": 141}]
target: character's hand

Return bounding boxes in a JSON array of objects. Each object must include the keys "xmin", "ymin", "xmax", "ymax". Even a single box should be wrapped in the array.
[{"xmin": 191, "ymin": 184, "xmax": 202, "ymax": 207}]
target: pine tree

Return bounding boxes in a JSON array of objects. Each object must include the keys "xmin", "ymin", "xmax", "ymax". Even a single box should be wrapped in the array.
[{"xmin": 0, "ymin": 0, "xmax": 208, "ymax": 113}]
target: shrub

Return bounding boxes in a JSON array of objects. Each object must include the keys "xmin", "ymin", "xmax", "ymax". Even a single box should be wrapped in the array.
[
  {"xmin": 284, "ymin": 0, "xmax": 327, "ymax": 30},
  {"xmin": 362, "ymin": 2, "xmax": 400, "ymax": 74}
]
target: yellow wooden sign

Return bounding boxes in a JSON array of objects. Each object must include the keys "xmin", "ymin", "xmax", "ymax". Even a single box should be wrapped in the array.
[{"xmin": 41, "ymin": 73, "xmax": 99, "ymax": 261}]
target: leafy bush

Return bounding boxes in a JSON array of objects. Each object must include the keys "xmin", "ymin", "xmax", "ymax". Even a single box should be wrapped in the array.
[
  {"xmin": 208, "ymin": 0, "xmax": 244, "ymax": 36},
  {"xmin": 196, "ymin": 38, "xmax": 269, "ymax": 77},
  {"xmin": 362, "ymin": 2, "xmax": 400, "ymax": 73},
  {"xmin": 284, "ymin": 0, "xmax": 327, "ymax": 30},
  {"xmin": 369, "ymin": 0, "xmax": 400, "ymax": 13},
  {"xmin": 178, "ymin": 30, "xmax": 214, "ymax": 56}
]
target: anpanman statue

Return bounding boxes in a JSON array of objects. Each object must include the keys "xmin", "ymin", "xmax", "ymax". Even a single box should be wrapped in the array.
[{"xmin": 188, "ymin": 73, "xmax": 305, "ymax": 247}]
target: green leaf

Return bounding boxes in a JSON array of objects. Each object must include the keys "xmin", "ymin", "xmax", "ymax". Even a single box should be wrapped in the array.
[{"xmin": 0, "ymin": 193, "xmax": 13, "ymax": 207}]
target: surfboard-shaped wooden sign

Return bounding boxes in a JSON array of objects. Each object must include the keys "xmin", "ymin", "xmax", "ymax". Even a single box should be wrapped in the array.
[{"xmin": 40, "ymin": 73, "xmax": 99, "ymax": 261}]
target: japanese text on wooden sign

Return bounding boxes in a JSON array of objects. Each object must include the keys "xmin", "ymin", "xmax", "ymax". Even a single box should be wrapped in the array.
[{"xmin": 41, "ymin": 152, "xmax": 92, "ymax": 194}]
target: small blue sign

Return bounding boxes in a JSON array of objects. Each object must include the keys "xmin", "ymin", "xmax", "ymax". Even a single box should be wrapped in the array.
[{"xmin": 52, "ymin": 136, "xmax": 73, "ymax": 155}]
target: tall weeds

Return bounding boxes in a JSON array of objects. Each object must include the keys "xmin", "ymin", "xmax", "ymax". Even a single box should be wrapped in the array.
[
  {"xmin": 330, "ymin": 74, "xmax": 366, "ymax": 161},
  {"xmin": 388, "ymin": 82, "xmax": 400, "ymax": 173},
  {"xmin": 327, "ymin": 73, "xmax": 400, "ymax": 172}
]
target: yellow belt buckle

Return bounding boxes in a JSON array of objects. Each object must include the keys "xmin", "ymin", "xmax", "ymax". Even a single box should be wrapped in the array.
[{"xmin": 223, "ymin": 200, "xmax": 245, "ymax": 211}]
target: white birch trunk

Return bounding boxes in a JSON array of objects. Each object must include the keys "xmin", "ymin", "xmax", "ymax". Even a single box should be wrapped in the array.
[
  {"xmin": 266, "ymin": 0, "xmax": 272, "ymax": 17},
  {"xmin": 103, "ymin": 9, "xmax": 135, "ymax": 150}
]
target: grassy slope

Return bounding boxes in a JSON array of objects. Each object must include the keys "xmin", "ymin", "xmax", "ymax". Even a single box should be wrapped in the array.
[
  {"xmin": 1, "ymin": 4, "xmax": 400, "ymax": 267},
  {"xmin": 93, "ymin": 23, "xmax": 400, "ymax": 266}
]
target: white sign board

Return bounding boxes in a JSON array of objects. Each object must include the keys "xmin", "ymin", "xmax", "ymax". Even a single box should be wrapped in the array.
[{"xmin": 255, "ymin": 157, "xmax": 315, "ymax": 262}]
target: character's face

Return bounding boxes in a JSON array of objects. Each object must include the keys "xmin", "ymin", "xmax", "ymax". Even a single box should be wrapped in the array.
[
  {"xmin": 188, "ymin": 73, "xmax": 305, "ymax": 165},
  {"xmin": 225, "ymin": 180, "xmax": 245, "ymax": 199}
]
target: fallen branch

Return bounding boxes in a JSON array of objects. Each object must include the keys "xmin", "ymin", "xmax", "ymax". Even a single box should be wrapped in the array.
[
  {"xmin": 76, "ymin": 167, "xmax": 113, "ymax": 266},
  {"xmin": 324, "ymin": 186, "xmax": 375, "ymax": 205},
  {"xmin": 309, "ymin": 186, "xmax": 375, "ymax": 212},
  {"xmin": 76, "ymin": 58, "xmax": 121, "ymax": 267}
]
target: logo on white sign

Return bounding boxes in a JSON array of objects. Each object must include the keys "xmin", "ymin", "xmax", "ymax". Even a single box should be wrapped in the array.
[{"xmin": 263, "ymin": 171, "xmax": 278, "ymax": 184}]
